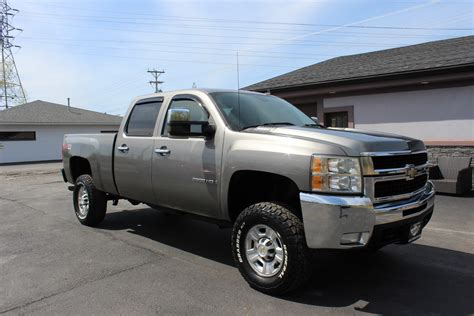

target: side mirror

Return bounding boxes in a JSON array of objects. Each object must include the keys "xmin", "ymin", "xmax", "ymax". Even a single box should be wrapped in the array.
[
  {"xmin": 311, "ymin": 116, "xmax": 320, "ymax": 125},
  {"xmin": 167, "ymin": 108, "xmax": 216, "ymax": 138}
]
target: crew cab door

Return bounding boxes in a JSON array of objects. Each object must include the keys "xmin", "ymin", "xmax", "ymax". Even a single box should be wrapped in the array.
[
  {"xmin": 114, "ymin": 97, "xmax": 163, "ymax": 203},
  {"xmin": 152, "ymin": 94, "xmax": 221, "ymax": 218}
]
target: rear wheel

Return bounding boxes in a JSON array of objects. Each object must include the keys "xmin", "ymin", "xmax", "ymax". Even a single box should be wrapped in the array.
[
  {"xmin": 231, "ymin": 202, "xmax": 311, "ymax": 295},
  {"xmin": 73, "ymin": 174, "xmax": 107, "ymax": 226}
]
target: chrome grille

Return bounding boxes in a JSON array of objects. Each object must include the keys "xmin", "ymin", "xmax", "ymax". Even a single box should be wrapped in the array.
[{"xmin": 361, "ymin": 151, "xmax": 430, "ymax": 203}]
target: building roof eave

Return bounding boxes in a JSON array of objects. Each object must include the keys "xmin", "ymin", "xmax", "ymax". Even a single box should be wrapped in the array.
[
  {"xmin": 250, "ymin": 64, "xmax": 474, "ymax": 97},
  {"xmin": 245, "ymin": 35, "xmax": 474, "ymax": 92}
]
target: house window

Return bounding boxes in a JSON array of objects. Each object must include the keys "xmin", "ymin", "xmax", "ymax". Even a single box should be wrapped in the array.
[
  {"xmin": 324, "ymin": 111, "xmax": 349, "ymax": 128},
  {"xmin": 0, "ymin": 131, "xmax": 36, "ymax": 141}
]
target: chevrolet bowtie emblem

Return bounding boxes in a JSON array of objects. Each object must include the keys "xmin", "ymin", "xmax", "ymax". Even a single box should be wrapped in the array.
[{"xmin": 405, "ymin": 164, "xmax": 417, "ymax": 180}]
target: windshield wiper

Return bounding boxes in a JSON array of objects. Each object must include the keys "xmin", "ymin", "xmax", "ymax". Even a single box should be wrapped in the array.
[{"xmin": 241, "ymin": 122, "xmax": 294, "ymax": 130}]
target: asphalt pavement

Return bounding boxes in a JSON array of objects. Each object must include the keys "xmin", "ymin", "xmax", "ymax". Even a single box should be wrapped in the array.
[{"xmin": 0, "ymin": 162, "xmax": 473, "ymax": 315}]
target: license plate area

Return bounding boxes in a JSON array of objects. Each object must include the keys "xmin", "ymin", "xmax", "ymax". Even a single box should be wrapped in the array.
[{"xmin": 367, "ymin": 207, "xmax": 433, "ymax": 249}]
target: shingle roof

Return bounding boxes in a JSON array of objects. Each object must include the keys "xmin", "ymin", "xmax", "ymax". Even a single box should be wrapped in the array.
[
  {"xmin": 0, "ymin": 100, "xmax": 122, "ymax": 125},
  {"xmin": 245, "ymin": 36, "xmax": 474, "ymax": 91}
]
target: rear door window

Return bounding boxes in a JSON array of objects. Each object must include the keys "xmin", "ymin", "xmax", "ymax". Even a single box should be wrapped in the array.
[{"xmin": 126, "ymin": 98, "xmax": 163, "ymax": 136}]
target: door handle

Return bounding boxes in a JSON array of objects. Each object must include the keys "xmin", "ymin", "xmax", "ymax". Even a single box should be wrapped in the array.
[
  {"xmin": 117, "ymin": 145, "xmax": 129, "ymax": 152},
  {"xmin": 154, "ymin": 146, "xmax": 171, "ymax": 156}
]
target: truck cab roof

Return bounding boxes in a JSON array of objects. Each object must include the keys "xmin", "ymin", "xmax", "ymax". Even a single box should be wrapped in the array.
[{"xmin": 134, "ymin": 88, "xmax": 264, "ymax": 101}]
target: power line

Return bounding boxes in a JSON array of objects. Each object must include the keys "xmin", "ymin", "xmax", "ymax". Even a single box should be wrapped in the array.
[
  {"xmin": 22, "ymin": 38, "xmax": 390, "ymax": 59},
  {"xmin": 17, "ymin": 17, "xmax": 427, "ymax": 45},
  {"xmin": 16, "ymin": 1, "xmax": 473, "ymax": 62},
  {"xmin": 14, "ymin": 45, "xmax": 315, "ymax": 68},
  {"xmin": 21, "ymin": 15, "xmax": 473, "ymax": 39},
  {"xmin": 19, "ymin": 8, "xmax": 473, "ymax": 31},
  {"xmin": 253, "ymin": 0, "xmax": 440, "ymax": 54},
  {"xmin": 17, "ymin": 33, "xmax": 414, "ymax": 49},
  {"xmin": 20, "ymin": 37, "xmax": 338, "ymax": 57},
  {"xmin": 17, "ymin": 8, "xmax": 472, "ymax": 53},
  {"xmin": 1, "ymin": 0, "xmax": 26, "ymax": 109}
]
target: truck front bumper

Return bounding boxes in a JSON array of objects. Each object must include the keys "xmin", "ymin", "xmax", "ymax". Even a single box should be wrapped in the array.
[{"xmin": 300, "ymin": 181, "xmax": 435, "ymax": 249}]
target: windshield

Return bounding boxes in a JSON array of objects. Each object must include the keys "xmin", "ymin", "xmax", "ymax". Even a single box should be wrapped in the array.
[{"xmin": 209, "ymin": 92, "xmax": 316, "ymax": 131}]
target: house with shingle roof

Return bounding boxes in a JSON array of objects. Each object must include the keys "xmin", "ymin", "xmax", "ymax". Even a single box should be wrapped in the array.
[
  {"xmin": 0, "ymin": 100, "xmax": 121, "ymax": 163},
  {"xmin": 245, "ymin": 36, "xmax": 474, "ymax": 162}
]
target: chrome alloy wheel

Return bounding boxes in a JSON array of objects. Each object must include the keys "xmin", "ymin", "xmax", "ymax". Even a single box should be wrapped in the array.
[
  {"xmin": 77, "ymin": 185, "xmax": 90, "ymax": 219},
  {"xmin": 245, "ymin": 224, "xmax": 285, "ymax": 277}
]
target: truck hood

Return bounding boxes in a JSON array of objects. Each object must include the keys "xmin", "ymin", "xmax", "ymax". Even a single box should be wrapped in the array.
[{"xmin": 246, "ymin": 126, "xmax": 425, "ymax": 156}]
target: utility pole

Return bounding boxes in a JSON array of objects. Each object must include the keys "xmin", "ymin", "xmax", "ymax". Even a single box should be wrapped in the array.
[
  {"xmin": 0, "ymin": 0, "xmax": 26, "ymax": 109},
  {"xmin": 147, "ymin": 69, "xmax": 164, "ymax": 93}
]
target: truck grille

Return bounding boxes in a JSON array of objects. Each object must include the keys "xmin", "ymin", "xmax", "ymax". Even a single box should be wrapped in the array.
[
  {"xmin": 374, "ymin": 174, "xmax": 428, "ymax": 198},
  {"xmin": 372, "ymin": 152, "xmax": 428, "ymax": 169}
]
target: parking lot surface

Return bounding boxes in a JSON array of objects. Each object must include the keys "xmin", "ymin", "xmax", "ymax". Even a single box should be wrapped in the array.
[{"xmin": 1, "ymin": 162, "xmax": 473, "ymax": 315}]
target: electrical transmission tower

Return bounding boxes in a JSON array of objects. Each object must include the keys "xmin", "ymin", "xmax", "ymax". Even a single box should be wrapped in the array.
[
  {"xmin": 0, "ymin": 0, "xmax": 26, "ymax": 109},
  {"xmin": 147, "ymin": 69, "xmax": 164, "ymax": 93}
]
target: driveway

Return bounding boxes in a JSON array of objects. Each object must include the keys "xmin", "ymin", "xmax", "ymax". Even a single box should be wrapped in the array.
[{"xmin": 0, "ymin": 162, "xmax": 473, "ymax": 315}]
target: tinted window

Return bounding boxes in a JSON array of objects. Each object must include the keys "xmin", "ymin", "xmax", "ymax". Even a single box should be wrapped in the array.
[
  {"xmin": 126, "ymin": 100, "xmax": 162, "ymax": 136},
  {"xmin": 163, "ymin": 98, "xmax": 208, "ymax": 135},
  {"xmin": 0, "ymin": 131, "xmax": 36, "ymax": 141},
  {"xmin": 209, "ymin": 92, "xmax": 314, "ymax": 131}
]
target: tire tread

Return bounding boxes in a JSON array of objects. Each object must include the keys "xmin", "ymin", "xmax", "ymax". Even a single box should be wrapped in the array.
[
  {"xmin": 232, "ymin": 202, "xmax": 311, "ymax": 295},
  {"xmin": 74, "ymin": 174, "xmax": 107, "ymax": 226}
]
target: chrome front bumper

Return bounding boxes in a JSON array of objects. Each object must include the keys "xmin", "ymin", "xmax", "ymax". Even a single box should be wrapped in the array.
[{"xmin": 300, "ymin": 181, "xmax": 435, "ymax": 249}]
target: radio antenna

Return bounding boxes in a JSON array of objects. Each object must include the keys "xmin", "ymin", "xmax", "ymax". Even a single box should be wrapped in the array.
[{"xmin": 236, "ymin": 52, "xmax": 241, "ymax": 130}]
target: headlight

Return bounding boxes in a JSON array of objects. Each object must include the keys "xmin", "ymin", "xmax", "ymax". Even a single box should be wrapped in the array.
[{"xmin": 311, "ymin": 155, "xmax": 362, "ymax": 193}]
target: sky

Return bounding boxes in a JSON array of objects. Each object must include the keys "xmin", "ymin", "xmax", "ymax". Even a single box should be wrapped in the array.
[{"xmin": 9, "ymin": 0, "xmax": 474, "ymax": 115}]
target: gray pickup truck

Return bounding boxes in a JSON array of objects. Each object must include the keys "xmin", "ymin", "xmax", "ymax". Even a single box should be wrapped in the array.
[{"xmin": 62, "ymin": 89, "xmax": 435, "ymax": 294}]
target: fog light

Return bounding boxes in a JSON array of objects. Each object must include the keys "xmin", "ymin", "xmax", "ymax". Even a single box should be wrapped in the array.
[{"xmin": 341, "ymin": 232, "xmax": 370, "ymax": 245}]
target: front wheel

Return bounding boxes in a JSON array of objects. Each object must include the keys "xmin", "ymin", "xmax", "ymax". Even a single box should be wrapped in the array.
[
  {"xmin": 231, "ymin": 202, "xmax": 311, "ymax": 295},
  {"xmin": 73, "ymin": 174, "xmax": 107, "ymax": 227}
]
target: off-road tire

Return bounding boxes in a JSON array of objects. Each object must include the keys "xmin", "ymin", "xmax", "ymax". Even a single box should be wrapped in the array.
[
  {"xmin": 231, "ymin": 202, "xmax": 311, "ymax": 295},
  {"xmin": 73, "ymin": 174, "xmax": 107, "ymax": 227}
]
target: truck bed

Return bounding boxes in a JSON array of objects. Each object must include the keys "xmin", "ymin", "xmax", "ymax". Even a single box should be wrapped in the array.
[{"xmin": 63, "ymin": 133, "xmax": 118, "ymax": 195}]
